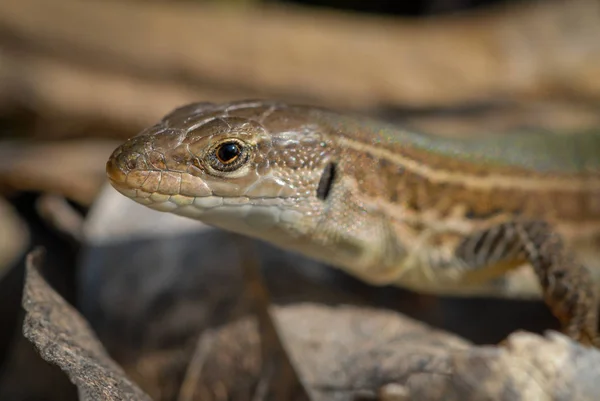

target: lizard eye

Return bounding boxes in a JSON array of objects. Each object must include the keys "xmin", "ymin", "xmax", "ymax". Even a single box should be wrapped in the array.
[
  {"xmin": 207, "ymin": 139, "xmax": 250, "ymax": 172},
  {"xmin": 217, "ymin": 142, "xmax": 241, "ymax": 164}
]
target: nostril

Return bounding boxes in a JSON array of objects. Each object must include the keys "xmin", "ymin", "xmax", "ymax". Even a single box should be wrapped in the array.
[
  {"xmin": 125, "ymin": 158, "xmax": 137, "ymax": 170},
  {"xmin": 120, "ymin": 152, "xmax": 145, "ymax": 172}
]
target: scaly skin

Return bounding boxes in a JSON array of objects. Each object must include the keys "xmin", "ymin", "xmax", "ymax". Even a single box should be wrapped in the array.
[{"xmin": 106, "ymin": 100, "xmax": 600, "ymax": 345}]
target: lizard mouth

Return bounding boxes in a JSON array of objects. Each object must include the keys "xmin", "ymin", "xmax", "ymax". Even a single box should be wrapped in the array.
[
  {"xmin": 106, "ymin": 157, "xmax": 305, "ymax": 231},
  {"xmin": 107, "ymin": 159, "xmax": 222, "ymax": 210}
]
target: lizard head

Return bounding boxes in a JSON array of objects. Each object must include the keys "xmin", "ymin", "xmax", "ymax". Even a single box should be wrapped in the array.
[{"xmin": 106, "ymin": 101, "xmax": 336, "ymax": 248}]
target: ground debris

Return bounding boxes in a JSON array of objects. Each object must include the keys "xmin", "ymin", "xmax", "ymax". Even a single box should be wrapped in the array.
[
  {"xmin": 22, "ymin": 247, "xmax": 600, "ymax": 401},
  {"xmin": 22, "ymin": 248, "xmax": 153, "ymax": 401}
]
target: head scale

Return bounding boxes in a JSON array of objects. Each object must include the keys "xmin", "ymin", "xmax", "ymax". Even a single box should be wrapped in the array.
[{"xmin": 107, "ymin": 101, "xmax": 335, "ymax": 246}]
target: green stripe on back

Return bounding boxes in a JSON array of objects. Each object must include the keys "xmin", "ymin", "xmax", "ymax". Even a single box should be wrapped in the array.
[{"xmin": 318, "ymin": 111, "xmax": 600, "ymax": 174}]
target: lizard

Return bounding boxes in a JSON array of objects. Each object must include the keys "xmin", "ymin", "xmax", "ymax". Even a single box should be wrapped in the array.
[{"xmin": 105, "ymin": 100, "xmax": 600, "ymax": 346}]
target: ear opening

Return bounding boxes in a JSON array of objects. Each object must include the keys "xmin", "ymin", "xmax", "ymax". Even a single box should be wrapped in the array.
[{"xmin": 317, "ymin": 162, "xmax": 336, "ymax": 200}]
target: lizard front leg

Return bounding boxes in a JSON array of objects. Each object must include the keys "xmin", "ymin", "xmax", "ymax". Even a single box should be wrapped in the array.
[{"xmin": 455, "ymin": 220, "xmax": 599, "ymax": 346}]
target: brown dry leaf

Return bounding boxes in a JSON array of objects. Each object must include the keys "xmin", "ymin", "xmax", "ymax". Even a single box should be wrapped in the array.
[
  {"xmin": 22, "ymin": 248, "xmax": 152, "ymax": 401},
  {"xmin": 1, "ymin": 0, "xmax": 600, "ymax": 126},
  {"xmin": 0, "ymin": 139, "xmax": 120, "ymax": 205}
]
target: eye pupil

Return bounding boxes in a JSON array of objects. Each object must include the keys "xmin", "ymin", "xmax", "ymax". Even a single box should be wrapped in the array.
[
  {"xmin": 209, "ymin": 140, "xmax": 249, "ymax": 172},
  {"xmin": 217, "ymin": 142, "xmax": 241, "ymax": 163}
]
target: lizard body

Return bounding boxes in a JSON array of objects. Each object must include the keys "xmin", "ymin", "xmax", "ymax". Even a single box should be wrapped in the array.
[{"xmin": 106, "ymin": 100, "xmax": 600, "ymax": 344}]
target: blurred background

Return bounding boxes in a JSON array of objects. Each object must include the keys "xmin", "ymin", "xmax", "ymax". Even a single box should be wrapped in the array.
[{"xmin": 1, "ymin": 0, "xmax": 600, "ymax": 399}]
